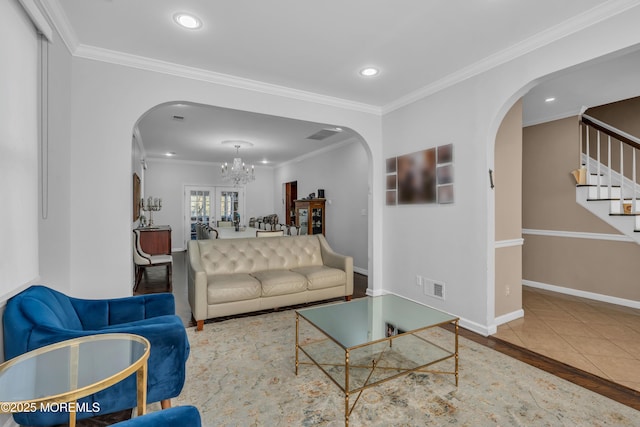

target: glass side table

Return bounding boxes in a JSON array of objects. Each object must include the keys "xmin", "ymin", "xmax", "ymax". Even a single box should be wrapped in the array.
[{"xmin": 0, "ymin": 333, "xmax": 150, "ymax": 427}]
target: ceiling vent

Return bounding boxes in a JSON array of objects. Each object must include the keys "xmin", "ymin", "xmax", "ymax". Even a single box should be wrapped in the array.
[
  {"xmin": 172, "ymin": 115, "xmax": 185, "ymax": 121},
  {"xmin": 306, "ymin": 128, "xmax": 340, "ymax": 141}
]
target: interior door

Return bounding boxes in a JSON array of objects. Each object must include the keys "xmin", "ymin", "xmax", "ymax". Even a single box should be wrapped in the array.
[
  {"xmin": 215, "ymin": 187, "xmax": 245, "ymax": 226},
  {"xmin": 185, "ymin": 186, "xmax": 215, "ymax": 246}
]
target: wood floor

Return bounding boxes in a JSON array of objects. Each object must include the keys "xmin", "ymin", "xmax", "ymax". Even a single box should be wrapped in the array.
[{"xmin": 135, "ymin": 251, "xmax": 640, "ymax": 413}]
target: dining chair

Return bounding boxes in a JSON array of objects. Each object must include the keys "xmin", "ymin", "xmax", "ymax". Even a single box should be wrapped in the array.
[
  {"xmin": 288, "ymin": 225, "xmax": 301, "ymax": 236},
  {"xmin": 206, "ymin": 225, "xmax": 218, "ymax": 239},
  {"xmin": 256, "ymin": 230, "xmax": 285, "ymax": 237},
  {"xmin": 132, "ymin": 229, "xmax": 173, "ymax": 292}
]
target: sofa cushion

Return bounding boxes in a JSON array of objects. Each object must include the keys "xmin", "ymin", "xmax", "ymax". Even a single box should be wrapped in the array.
[
  {"xmin": 292, "ymin": 266, "xmax": 347, "ymax": 290},
  {"xmin": 251, "ymin": 270, "xmax": 307, "ymax": 297},
  {"xmin": 208, "ymin": 274, "xmax": 261, "ymax": 304}
]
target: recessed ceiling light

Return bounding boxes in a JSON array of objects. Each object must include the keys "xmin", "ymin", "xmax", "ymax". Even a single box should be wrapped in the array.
[
  {"xmin": 174, "ymin": 13, "xmax": 202, "ymax": 29},
  {"xmin": 359, "ymin": 67, "xmax": 379, "ymax": 77},
  {"xmin": 545, "ymin": 97, "xmax": 556, "ymax": 103},
  {"xmin": 261, "ymin": 159, "xmax": 269, "ymax": 164},
  {"xmin": 165, "ymin": 151, "xmax": 177, "ymax": 157}
]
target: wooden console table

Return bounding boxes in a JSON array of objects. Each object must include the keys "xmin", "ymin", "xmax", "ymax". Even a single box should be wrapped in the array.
[{"xmin": 137, "ymin": 226, "xmax": 172, "ymax": 255}]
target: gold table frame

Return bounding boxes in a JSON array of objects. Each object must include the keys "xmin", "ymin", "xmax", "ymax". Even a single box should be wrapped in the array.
[
  {"xmin": 295, "ymin": 301, "xmax": 459, "ymax": 426},
  {"xmin": 0, "ymin": 333, "xmax": 150, "ymax": 426}
]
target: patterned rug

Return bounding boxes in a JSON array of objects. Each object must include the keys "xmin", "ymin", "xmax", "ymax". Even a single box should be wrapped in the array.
[{"xmin": 157, "ymin": 309, "xmax": 638, "ymax": 426}]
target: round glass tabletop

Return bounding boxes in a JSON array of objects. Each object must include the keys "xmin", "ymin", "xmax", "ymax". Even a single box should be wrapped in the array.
[{"xmin": 0, "ymin": 333, "xmax": 150, "ymax": 404}]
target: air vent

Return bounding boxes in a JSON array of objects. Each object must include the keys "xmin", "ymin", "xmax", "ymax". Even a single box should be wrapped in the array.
[
  {"xmin": 306, "ymin": 128, "xmax": 340, "ymax": 141},
  {"xmin": 433, "ymin": 283, "xmax": 445, "ymax": 299},
  {"xmin": 172, "ymin": 115, "xmax": 185, "ymax": 121},
  {"xmin": 424, "ymin": 278, "xmax": 445, "ymax": 300}
]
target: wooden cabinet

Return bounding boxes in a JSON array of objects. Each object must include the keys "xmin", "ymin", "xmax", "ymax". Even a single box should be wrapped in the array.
[
  {"xmin": 137, "ymin": 226, "xmax": 172, "ymax": 255},
  {"xmin": 295, "ymin": 199, "xmax": 325, "ymax": 236}
]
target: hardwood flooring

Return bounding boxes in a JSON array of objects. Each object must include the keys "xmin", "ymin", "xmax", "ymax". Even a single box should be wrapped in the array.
[{"xmin": 135, "ymin": 251, "xmax": 640, "ymax": 413}]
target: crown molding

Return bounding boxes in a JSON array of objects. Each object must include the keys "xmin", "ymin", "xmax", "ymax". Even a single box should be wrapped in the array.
[
  {"xmin": 523, "ymin": 108, "xmax": 582, "ymax": 127},
  {"xmin": 39, "ymin": 0, "xmax": 78, "ymax": 54},
  {"xmin": 40, "ymin": 0, "xmax": 638, "ymax": 117},
  {"xmin": 274, "ymin": 138, "xmax": 359, "ymax": 169},
  {"xmin": 381, "ymin": 0, "xmax": 640, "ymax": 114},
  {"xmin": 73, "ymin": 43, "xmax": 381, "ymax": 116}
]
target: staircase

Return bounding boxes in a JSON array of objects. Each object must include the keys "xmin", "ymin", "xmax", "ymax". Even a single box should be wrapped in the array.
[{"xmin": 576, "ymin": 113, "xmax": 640, "ymax": 244}]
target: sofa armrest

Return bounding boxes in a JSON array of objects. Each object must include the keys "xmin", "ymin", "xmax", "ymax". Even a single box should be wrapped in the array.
[
  {"xmin": 317, "ymin": 235, "xmax": 354, "ymax": 296},
  {"xmin": 187, "ymin": 241, "xmax": 208, "ymax": 325},
  {"xmin": 70, "ymin": 293, "xmax": 176, "ymax": 329}
]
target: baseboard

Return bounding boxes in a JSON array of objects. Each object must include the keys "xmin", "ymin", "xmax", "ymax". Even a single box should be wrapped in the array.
[
  {"xmin": 494, "ymin": 309, "xmax": 525, "ymax": 327},
  {"xmin": 353, "ymin": 266, "xmax": 368, "ymax": 276},
  {"xmin": 459, "ymin": 318, "xmax": 496, "ymax": 337},
  {"xmin": 366, "ymin": 288, "xmax": 384, "ymax": 297},
  {"xmin": 379, "ymin": 290, "xmax": 496, "ymax": 337},
  {"xmin": 523, "ymin": 279, "xmax": 640, "ymax": 309}
]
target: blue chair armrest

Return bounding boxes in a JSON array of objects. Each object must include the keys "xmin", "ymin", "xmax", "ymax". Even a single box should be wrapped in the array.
[{"xmin": 111, "ymin": 406, "xmax": 201, "ymax": 427}]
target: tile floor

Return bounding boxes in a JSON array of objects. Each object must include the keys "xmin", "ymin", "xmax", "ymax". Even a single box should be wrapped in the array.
[{"xmin": 494, "ymin": 286, "xmax": 640, "ymax": 392}]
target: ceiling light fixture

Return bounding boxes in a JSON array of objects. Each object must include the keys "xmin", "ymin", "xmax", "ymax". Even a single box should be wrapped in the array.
[
  {"xmin": 360, "ymin": 67, "xmax": 380, "ymax": 77},
  {"xmin": 174, "ymin": 13, "xmax": 202, "ymax": 29},
  {"xmin": 165, "ymin": 151, "xmax": 176, "ymax": 157},
  {"xmin": 221, "ymin": 142, "xmax": 255, "ymax": 186},
  {"xmin": 545, "ymin": 97, "xmax": 556, "ymax": 103}
]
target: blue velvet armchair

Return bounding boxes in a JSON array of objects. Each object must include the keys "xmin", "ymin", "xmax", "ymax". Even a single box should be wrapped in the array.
[
  {"xmin": 112, "ymin": 406, "xmax": 201, "ymax": 427},
  {"xmin": 2, "ymin": 285, "xmax": 190, "ymax": 427}
]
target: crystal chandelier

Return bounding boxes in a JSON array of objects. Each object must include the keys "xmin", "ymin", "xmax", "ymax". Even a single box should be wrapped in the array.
[{"xmin": 221, "ymin": 144, "xmax": 255, "ymax": 186}]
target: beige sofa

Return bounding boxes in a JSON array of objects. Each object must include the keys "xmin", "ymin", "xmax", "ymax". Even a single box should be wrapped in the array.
[{"xmin": 188, "ymin": 234, "xmax": 353, "ymax": 330}]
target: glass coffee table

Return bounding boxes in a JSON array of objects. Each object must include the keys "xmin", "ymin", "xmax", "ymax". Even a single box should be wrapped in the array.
[
  {"xmin": 0, "ymin": 333, "xmax": 150, "ymax": 426},
  {"xmin": 295, "ymin": 295, "xmax": 459, "ymax": 426}
]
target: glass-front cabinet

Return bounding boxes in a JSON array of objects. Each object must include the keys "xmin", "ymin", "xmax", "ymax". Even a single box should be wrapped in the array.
[{"xmin": 295, "ymin": 199, "xmax": 325, "ymax": 236}]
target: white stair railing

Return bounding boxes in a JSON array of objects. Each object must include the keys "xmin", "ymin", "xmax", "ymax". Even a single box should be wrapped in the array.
[{"xmin": 580, "ymin": 113, "xmax": 640, "ymax": 219}]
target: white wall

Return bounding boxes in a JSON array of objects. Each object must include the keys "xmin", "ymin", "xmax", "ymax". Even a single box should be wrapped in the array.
[
  {"xmin": 381, "ymin": 5, "xmax": 640, "ymax": 335},
  {"xmin": 35, "ymin": 2, "xmax": 640, "ymax": 330},
  {"xmin": 274, "ymin": 139, "xmax": 369, "ymax": 272},
  {"xmin": 55, "ymin": 57, "xmax": 382, "ymax": 298},
  {"xmin": 144, "ymin": 159, "xmax": 275, "ymax": 250}
]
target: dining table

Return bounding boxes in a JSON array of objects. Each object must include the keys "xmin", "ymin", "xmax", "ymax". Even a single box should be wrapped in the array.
[{"xmin": 214, "ymin": 226, "xmax": 260, "ymax": 239}]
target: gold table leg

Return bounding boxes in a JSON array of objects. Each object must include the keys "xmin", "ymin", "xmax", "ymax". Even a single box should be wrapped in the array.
[
  {"xmin": 136, "ymin": 362, "xmax": 148, "ymax": 416},
  {"xmin": 345, "ymin": 350, "xmax": 349, "ymax": 426},
  {"xmin": 295, "ymin": 313, "xmax": 299, "ymax": 376}
]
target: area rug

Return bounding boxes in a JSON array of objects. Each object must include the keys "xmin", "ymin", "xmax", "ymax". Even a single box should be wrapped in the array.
[{"xmin": 160, "ymin": 309, "xmax": 638, "ymax": 426}]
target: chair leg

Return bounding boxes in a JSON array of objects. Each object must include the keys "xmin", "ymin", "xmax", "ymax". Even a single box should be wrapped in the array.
[
  {"xmin": 133, "ymin": 266, "xmax": 144, "ymax": 293},
  {"xmin": 160, "ymin": 399, "xmax": 171, "ymax": 409}
]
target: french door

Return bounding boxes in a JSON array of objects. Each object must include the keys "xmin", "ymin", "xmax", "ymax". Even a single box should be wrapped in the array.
[{"xmin": 184, "ymin": 186, "xmax": 246, "ymax": 247}]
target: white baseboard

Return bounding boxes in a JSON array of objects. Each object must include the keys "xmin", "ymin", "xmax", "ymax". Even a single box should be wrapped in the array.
[
  {"xmin": 378, "ymin": 290, "xmax": 496, "ymax": 336},
  {"xmin": 460, "ymin": 318, "xmax": 496, "ymax": 337},
  {"xmin": 353, "ymin": 266, "xmax": 368, "ymax": 276},
  {"xmin": 523, "ymin": 279, "xmax": 640, "ymax": 309},
  {"xmin": 366, "ymin": 288, "xmax": 384, "ymax": 297},
  {"xmin": 494, "ymin": 309, "xmax": 524, "ymax": 327}
]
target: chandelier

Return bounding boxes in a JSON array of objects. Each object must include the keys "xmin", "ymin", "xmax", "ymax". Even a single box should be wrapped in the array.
[{"xmin": 221, "ymin": 144, "xmax": 255, "ymax": 186}]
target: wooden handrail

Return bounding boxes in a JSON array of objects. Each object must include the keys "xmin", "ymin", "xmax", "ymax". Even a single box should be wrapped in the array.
[{"xmin": 581, "ymin": 114, "xmax": 640, "ymax": 151}]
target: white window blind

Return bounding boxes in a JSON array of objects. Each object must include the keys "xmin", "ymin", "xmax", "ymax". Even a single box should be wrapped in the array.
[{"xmin": 0, "ymin": 0, "xmax": 41, "ymax": 298}]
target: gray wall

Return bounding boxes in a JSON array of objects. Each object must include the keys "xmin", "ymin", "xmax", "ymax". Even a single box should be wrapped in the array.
[{"xmin": 274, "ymin": 140, "xmax": 369, "ymax": 273}]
